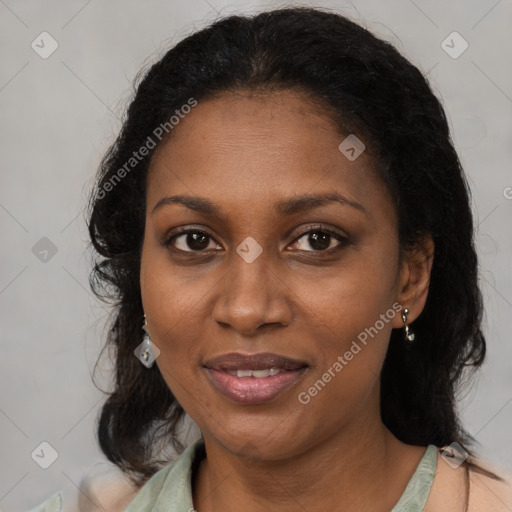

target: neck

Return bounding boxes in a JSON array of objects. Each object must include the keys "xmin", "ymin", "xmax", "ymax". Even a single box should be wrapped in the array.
[{"xmin": 192, "ymin": 401, "xmax": 424, "ymax": 512}]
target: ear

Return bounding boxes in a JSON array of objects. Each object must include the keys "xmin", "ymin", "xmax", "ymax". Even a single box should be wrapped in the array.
[{"xmin": 391, "ymin": 234, "xmax": 435, "ymax": 328}]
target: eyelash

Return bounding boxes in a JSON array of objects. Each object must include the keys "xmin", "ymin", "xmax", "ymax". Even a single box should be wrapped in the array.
[{"xmin": 163, "ymin": 224, "xmax": 348, "ymax": 255}]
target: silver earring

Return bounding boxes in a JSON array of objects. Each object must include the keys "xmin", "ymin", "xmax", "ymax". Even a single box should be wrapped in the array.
[
  {"xmin": 401, "ymin": 308, "xmax": 415, "ymax": 342},
  {"xmin": 139, "ymin": 314, "xmax": 158, "ymax": 367}
]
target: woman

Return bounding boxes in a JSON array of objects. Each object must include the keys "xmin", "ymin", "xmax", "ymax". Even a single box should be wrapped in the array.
[{"xmin": 32, "ymin": 7, "xmax": 511, "ymax": 512}]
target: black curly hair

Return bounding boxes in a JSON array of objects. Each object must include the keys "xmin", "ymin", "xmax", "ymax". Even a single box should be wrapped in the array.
[{"xmin": 88, "ymin": 7, "xmax": 491, "ymax": 487}]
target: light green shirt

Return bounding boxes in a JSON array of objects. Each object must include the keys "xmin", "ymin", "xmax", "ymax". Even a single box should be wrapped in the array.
[{"xmin": 29, "ymin": 441, "xmax": 437, "ymax": 511}]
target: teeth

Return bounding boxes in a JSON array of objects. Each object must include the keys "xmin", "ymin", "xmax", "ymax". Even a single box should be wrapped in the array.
[
  {"xmin": 225, "ymin": 368, "xmax": 282, "ymax": 378},
  {"xmin": 252, "ymin": 369, "xmax": 272, "ymax": 378}
]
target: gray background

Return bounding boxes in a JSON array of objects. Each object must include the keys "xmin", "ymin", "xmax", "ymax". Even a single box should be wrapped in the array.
[{"xmin": 1, "ymin": 0, "xmax": 511, "ymax": 511}]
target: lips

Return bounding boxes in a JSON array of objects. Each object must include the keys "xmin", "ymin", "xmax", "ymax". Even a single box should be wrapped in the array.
[
  {"xmin": 203, "ymin": 352, "xmax": 308, "ymax": 405},
  {"xmin": 204, "ymin": 352, "xmax": 307, "ymax": 372}
]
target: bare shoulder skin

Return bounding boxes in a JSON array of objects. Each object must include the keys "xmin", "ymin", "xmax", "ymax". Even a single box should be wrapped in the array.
[{"xmin": 425, "ymin": 452, "xmax": 512, "ymax": 511}]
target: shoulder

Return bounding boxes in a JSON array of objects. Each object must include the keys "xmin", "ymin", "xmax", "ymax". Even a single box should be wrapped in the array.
[
  {"xmin": 26, "ymin": 468, "xmax": 141, "ymax": 512},
  {"xmin": 76, "ymin": 462, "xmax": 142, "ymax": 512},
  {"xmin": 27, "ymin": 491, "xmax": 63, "ymax": 512},
  {"xmin": 27, "ymin": 464, "xmax": 175, "ymax": 512},
  {"xmin": 425, "ymin": 449, "xmax": 512, "ymax": 512},
  {"xmin": 467, "ymin": 460, "xmax": 512, "ymax": 511},
  {"xmin": 29, "ymin": 440, "xmax": 202, "ymax": 512}
]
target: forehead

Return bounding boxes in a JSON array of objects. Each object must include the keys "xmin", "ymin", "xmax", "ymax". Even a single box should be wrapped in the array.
[{"xmin": 147, "ymin": 90, "xmax": 393, "ymax": 222}]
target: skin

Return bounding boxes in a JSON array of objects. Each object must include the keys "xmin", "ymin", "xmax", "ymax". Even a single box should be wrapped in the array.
[{"xmin": 140, "ymin": 89, "xmax": 435, "ymax": 512}]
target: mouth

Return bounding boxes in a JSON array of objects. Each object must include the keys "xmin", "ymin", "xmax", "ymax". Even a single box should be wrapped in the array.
[{"xmin": 203, "ymin": 352, "xmax": 308, "ymax": 405}]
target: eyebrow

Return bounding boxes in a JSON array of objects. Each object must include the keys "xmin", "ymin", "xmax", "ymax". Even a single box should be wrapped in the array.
[{"xmin": 151, "ymin": 192, "xmax": 366, "ymax": 217}]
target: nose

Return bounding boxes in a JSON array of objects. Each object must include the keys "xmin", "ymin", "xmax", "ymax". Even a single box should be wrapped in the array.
[{"xmin": 212, "ymin": 248, "xmax": 293, "ymax": 337}]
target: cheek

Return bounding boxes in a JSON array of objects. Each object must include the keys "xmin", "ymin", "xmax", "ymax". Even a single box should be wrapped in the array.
[
  {"xmin": 297, "ymin": 246, "xmax": 399, "ymax": 341},
  {"xmin": 140, "ymin": 264, "xmax": 207, "ymax": 414},
  {"xmin": 293, "ymin": 248, "xmax": 399, "ymax": 398},
  {"xmin": 140, "ymin": 243, "xmax": 202, "ymax": 365},
  {"xmin": 140, "ymin": 258, "xmax": 227, "ymax": 431}
]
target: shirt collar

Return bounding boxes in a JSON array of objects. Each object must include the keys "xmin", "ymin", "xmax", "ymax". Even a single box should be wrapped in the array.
[{"xmin": 124, "ymin": 438, "xmax": 205, "ymax": 512}]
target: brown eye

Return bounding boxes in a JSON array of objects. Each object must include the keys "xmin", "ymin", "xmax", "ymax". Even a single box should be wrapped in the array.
[
  {"xmin": 290, "ymin": 228, "xmax": 346, "ymax": 252},
  {"xmin": 166, "ymin": 230, "xmax": 221, "ymax": 252}
]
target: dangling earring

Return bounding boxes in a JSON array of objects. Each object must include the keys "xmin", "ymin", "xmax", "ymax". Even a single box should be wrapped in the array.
[
  {"xmin": 136, "ymin": 314, "xmax": 159, "ymax": 368},
  {"xmin": 401, "ymin": 307, "xmax": 415, "ymax": 342}
]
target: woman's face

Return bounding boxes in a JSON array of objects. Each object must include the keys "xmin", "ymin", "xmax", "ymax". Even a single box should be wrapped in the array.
[{"xmin": 140, "ymin": 90, "xmax": 416, "ymax": 460}]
